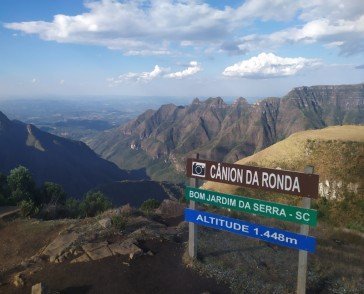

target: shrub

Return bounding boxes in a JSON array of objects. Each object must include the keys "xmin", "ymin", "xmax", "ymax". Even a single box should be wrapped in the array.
[
  {"xmin": 80, "ymin": 191, "xmax": 112, "ymax": 217},
  {"xmin": 38, "ymin": 203, "xmax": 69, "ymax": 220},
  {"xmin": 19, "ymin": 199, "xmax": 39, "ymax": 218},
  {"xmin": 65, "ymin": 198, "xmax": 81, "ymax": 218},
  {"xmin": 140, "ymin": 198, "xmax": 161, "ymax": 213},
  {"xmin": 111, "ymin": 215, "xmax": 128, "ymax": 231},
  {"xmin": 40, "ymin": 182, "xmax": 67, "ymax": 205}
]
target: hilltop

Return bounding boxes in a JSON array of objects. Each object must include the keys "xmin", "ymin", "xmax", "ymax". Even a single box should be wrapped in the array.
[
  {"xmin": 204, "ymin": 125, "xmax": 364, "ymax": 229},
  {"xmin": 205, "ymin": 125, "xmax": 363, "ymax": 194},
  {"xmin": 89, "ymin": 83, "xmax": 364, "ymax": 182}
]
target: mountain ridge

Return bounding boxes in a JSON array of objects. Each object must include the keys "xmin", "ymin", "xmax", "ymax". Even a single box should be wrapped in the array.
[
  {"xmin": 89, "ymin": 83, "xmax": 364, "ymax": 182},
  {"xmin": 0, "ymin": 111, "xmax": 146, "ymax": 197}
]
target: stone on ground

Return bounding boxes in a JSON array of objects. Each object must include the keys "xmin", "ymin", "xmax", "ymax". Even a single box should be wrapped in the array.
[
  {"xmin": 86, "ymin": 246, "xmax": 113, "ymax": 260},
  {"xmin": 71, "ymin": 254, "xmax": 91, "ymax": 264},
  {"xmin": 31, "ymin": 282, "xmax": 48, "ymax": 294},
  {"xmin": 109, "ymin": 238, "xmax": 142, "ymax": 256},
  {"xmin": 98, "ymin": 217, "xmax": 112, "ymax": 229},
  {"xmin": 42, "ymin": 231, "xmax": 79, "ymax": 260}
]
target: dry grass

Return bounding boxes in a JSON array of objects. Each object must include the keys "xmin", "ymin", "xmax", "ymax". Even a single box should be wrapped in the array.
[
  {"xmin": 204, "ymin": 125, "xmax": 364, "ymax": 195},
  {"xmin": 191, "ymin": 210, "xmax": 364, "ymax": 294}
]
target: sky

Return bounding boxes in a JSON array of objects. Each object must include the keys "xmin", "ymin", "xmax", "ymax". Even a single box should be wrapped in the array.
[{"xmin": 0, "ymin": 0, "xmax": 363, "ymax": 100}]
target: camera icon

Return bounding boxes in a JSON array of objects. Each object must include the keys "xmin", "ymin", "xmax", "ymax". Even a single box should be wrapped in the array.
[{"xmin": 192, "ymin": 161, "xmax": 206, "ymax": 178}]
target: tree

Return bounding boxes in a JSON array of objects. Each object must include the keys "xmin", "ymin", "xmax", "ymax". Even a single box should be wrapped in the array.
[
  {"xmin": 40, "ymin": 182, "xmax": 66, "ymax": 205},
  {"xmin": 80, "ymin": 191, "xmax": 111, "ymax": 217},
  {"xmin": 7, "ymin": 166, "xmax": 36, "ymax": 203}
]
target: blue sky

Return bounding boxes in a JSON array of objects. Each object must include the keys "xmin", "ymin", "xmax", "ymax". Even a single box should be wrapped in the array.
[{"xmin": 0, "ymin": 0, "xmax": 363, "ymax": 99}]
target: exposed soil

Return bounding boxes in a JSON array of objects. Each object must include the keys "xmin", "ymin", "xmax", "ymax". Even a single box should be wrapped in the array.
[
  {"xmin": 0, "ymin": 213, "xmax": 230, "ymax": 294},
  {"xmin": 2, "ymin": 239, "xmax": 230, "ymax": 294},
  {"xmin": 0, "ymin": 219, "xmax": 67, "ymax": 273}
]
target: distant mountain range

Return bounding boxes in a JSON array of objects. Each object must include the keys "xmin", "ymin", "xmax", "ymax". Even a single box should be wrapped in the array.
[
  {"xmin": 89, "ymin": 83, "xmax": 364, "ymax": 182},
  {"xmin": 0, "ymin": 111, "xmax": 146, "ymax": 197}
]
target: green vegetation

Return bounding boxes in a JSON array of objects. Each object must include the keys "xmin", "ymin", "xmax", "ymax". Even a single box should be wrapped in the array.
[
  {"xmin": 313, "ymin": 191, "xmax": 364, "ymax": 231},
  {"xmin": 65, "ymin": 198, "xmax": 81, "ymax": 218},
  {"xmin": 40, "ymin": 182, "xmax": 67, "ymax": 205},
  {"xmin": 7, "ymin": 166, "xmax": 36, "ymax": 203},
  {"xmin": 0, "ymin": 166, "xmax": 113, "ymax": 219},
  {"xmin": 205, "ymin": 126, "xmax": 364, "ymax": 232},
  {"xmin": 111, "ymin": 215, "xmax": 128, "ymax": 231},
  {"xmin": 19, "ymin": 199, "xmax": 39, "ymax": 218},
  {"xmin": 79, "ymin": 191, "xmax": 112, "ymax": 217},
  {"xmin": 140, "ymin": 198, "xmax": 161, "ymax": 214}
]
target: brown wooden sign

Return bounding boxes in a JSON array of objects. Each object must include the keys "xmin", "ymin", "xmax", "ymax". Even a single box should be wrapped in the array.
[{"xmin": 186, "ymin": 158, "xmax": 319, "ymax": 198}]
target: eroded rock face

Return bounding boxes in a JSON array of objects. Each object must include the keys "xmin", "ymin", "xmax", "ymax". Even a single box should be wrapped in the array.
[
  {"xmin": 42, "ymin": 231, "xmax": 79, "ymax": 262},
  {"xmin": 319, "ymin": 180, "xmax": 360, "ymax": 200}
]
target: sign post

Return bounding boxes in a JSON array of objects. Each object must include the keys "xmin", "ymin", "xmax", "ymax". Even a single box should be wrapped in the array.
[
  {"xmin": 185, "ymin": 157, "xmax": 319, "ymax": 292},
  {"xmin": 188, "ymin": 153, "xmax": 199, "ymax": 259},
  {"xmin": 186, "ymin": 158, "xmax": 319, "ymax": 198},
  {"xmin": 297, "ymin": 166, "xmax": 314, "ymax": 294}
]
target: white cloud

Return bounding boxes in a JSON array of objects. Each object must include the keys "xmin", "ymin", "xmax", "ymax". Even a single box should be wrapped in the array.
[
  {"xmin": 222, "ymin": 53, "xmax": 320, "ymax": 79},
  {"xmin": 31, "ymin": 78, "xmax": 37, "ymax": 84},
  {"xmin": 4, "ymin": 0, "xmax": 364, "ymax": 56},
  {"xmin": 60, "ymin": 79, "xmax": 65, "ymax": 85},
  {"xmin": 298, "ymin": 0, "xmax": 364, "ymax": 22},
  {"xmin": 108, "ymin": 65, "xmax": 167, "ymax": 85},
  {"xmin": 4, "ymin": 0, "xmax": 235, "ymax": 56},
  {"xmin": 224, "ymin": 15, "xmax": 364, "ymax": 56},
  {"xmin": 165, "ymin": 61, "xmax": 201, "ymax": 79}
]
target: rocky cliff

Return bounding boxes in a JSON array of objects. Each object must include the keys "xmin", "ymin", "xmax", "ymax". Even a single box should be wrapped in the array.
[{"xmin": 89, "ymin": 83, "xmax": 364, "ymax": 181}]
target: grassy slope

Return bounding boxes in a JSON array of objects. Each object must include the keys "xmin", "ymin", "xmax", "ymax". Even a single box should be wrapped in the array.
[
  {"xmin": 204, "ymin": 125, "xmax": 364, "ymax": 229},
  {"xmin": 195, "ymin": 126, "xmax": 364, "ymax": 292},
  {"xmin": 205, "ymin": 125, "xmax": 363, "ymax": 191}
]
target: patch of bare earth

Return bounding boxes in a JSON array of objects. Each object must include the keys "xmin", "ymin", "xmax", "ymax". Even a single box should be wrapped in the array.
[
  {"xmin": 4, "ymin": 239, "xmax": 229, "ymax": 294},
  {"xmin": 0, "ymin": 206, "xmax": 230, "ymax": 294},
  {"xmin": 0, "ymin": 218, "xmax": 68, "ymax": 273}
]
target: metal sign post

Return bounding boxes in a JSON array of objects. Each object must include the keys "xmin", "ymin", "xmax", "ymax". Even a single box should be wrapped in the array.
[
  {"xmin": 297, "ymin": 166, "xmax": 314, "ymax": 294},
  {"xmin": 185, "ymin": 157, "xmax": 319, "ymax": 291},
  {"xmin": 188, "ymin": 153, "xmax": 199, "ymax": 259}
]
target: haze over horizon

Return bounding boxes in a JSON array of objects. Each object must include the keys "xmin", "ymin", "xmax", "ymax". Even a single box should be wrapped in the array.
[{"xmin": 1, "ymin": 0, "xmax": 363, "ymax": 99}]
